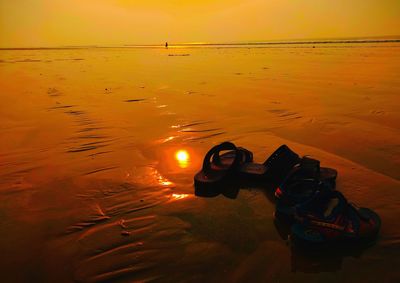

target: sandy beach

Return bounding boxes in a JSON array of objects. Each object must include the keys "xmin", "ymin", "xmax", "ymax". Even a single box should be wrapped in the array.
[{"xmin": 1, "ymin": 42, "xmax": 400, "ymax": 282}]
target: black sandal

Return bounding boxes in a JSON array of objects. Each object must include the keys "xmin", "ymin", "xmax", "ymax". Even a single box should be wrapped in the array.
[
  {"xmin": 237, "ymin": 145, "xmax": 337, "ymax": 186},
  {"xmin": 216, "ymin": 146, "xmax": 253, "ymax": 167},
  {"xmin": 194, "ymin": 142, "xmax": 249, "ymax": 191}
]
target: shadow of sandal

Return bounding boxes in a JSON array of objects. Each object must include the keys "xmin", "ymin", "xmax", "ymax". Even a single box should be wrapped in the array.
[
  {"xmin": 290, "ymin": 241, "xmax": 369, "ymax": 273},
  {"xmin": 194, "ymin": 177, "xmax": 278, "ymax": 200}
]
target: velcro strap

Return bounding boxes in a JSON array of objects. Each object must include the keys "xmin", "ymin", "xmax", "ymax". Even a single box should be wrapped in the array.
[{"xmin": 310, "ymin": 220, "xmax": 346, "ymax": 231}]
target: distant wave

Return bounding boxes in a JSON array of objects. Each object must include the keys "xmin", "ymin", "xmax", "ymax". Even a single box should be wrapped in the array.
[
  {"xmin": 126, "ymin": 38, "xmax": 400, "ymax": 47},
  {"xmin": 169, "ymin": 39, "xmax": 400, "ymax": 46}
]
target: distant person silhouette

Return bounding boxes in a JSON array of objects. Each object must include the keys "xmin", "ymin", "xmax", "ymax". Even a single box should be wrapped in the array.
[{"xmin": 165, "ymin": 42, "xmax": 168, "ymax": 48}]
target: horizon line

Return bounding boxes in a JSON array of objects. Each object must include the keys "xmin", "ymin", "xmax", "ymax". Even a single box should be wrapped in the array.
[{"xmin": 1, "ymin": 35, "xmax": 400, "ymax": 50}]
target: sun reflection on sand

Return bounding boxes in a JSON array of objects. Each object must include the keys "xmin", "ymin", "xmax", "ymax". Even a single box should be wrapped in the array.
[
  {"xmin": 175, "ymin": 149, "xmax": 190, "ymax": 168},
  {"xmin": 171, "ymin": 193, "xmax": 190, "ymax": 200},
  {"xmin": 156, "ymin": 173, "xmax": 174, "ymax": 186},
  {"xmin": 125, "ymin": 166, "xmax": 175, "ymax": 187},
  {"xmin": 162, "ymin": 136, "xmax": 176, "ymax": 143}
]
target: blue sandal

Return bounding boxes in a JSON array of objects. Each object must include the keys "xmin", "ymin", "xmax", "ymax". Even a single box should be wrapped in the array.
[
  {"xmin": 275, "ymin": 156, "xmax": 337, "ymax": 219},
  {"xmin": 290, "ymin": 190, "xmax": 381, "ymax": 246}
]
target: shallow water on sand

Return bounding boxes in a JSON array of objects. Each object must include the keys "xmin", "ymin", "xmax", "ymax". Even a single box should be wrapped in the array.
[{"xmin": 1, "ymin": 44, "xmax": 400, "ymax": 282}]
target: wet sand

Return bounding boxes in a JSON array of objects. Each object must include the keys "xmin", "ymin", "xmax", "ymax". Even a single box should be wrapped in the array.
[{"xmin": 0, "ymin": 43, "xmax": 400, "ymax": 282}]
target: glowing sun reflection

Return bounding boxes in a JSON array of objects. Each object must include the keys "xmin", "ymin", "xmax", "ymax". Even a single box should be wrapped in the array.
[
  {"xmin": 175, "ymin": 149, "xmax": 190, "ymax": 168},
  {"xmin": 156, "ymin": 174, "xmax": 174, "ymax": 187},
  {"xmin": 171, "ymin": 193, "xmax": 190, "ymax": 200}
]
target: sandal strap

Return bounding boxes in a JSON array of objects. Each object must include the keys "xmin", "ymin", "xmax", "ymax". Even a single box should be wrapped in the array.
[
  {"xmin": 263, "ymin": 145, "xmax": 300, "ymax": 181},
  {"xmin": 308, "ymin": 211, "xmax": 359, "ymax": 236},
  {"xmin": 294, "ymin": 213, "xmax": 350, "ymax": 232},
  {"xmin": 300, "ymin": 156, "xmax": 321, "ymax": 180},
  {"xmin": 202, "ymin": 142, "xmax": 242, "ymax": 173},
  {"xmin": 278, "ymin": 157, "xmax": 322, "ymax": 197},
  {"xmin": 295, "ymin": 192, "xmax": 360, "ymax": 236},
  {"xmin": 238, "ymin": 147, "xmax": 253, "ymax": 163},
  {"xmin": 349, "ymin": 203, "xmax": 371, "ymax": 221},
  {"xmin": 280, "ymin": 179, "xmax": 320, "ymax": 204},
  {"xmin": 212, "ymin": 146, "xmax": 253, "ymax": 165},
  {"xmin": 309, "ymin": 219, "xmax": 346, "ymax": 231}
]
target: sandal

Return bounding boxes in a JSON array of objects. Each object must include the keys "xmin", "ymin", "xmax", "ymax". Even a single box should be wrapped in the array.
[
  {"xmin": 275, "ymin": 156, "xmax": 337, "ymax": 219},
  {"xmin": 290, "ymin": 190, "xmax": 381, "ymax": 246},
  {"xmin": 238, "ymin": 145, "xmax": 337, "ymax": 186},
  {"xmin": 275, "ymin": 180, "xmax": 330, "ymax": 221},
  {"xmin": 194, "ymin": 142, "xmax": 250, "ymax": 190}
]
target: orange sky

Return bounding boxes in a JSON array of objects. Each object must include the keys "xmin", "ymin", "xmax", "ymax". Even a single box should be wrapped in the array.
[{"xmin": 0, "ymin": 0, "xmax": 399, "ymax": 47}]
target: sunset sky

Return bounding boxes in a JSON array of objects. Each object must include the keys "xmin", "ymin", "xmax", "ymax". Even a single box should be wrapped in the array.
[{"xmin": 1, "ymin": 0, "xmax": 399, "ymax": 47}]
